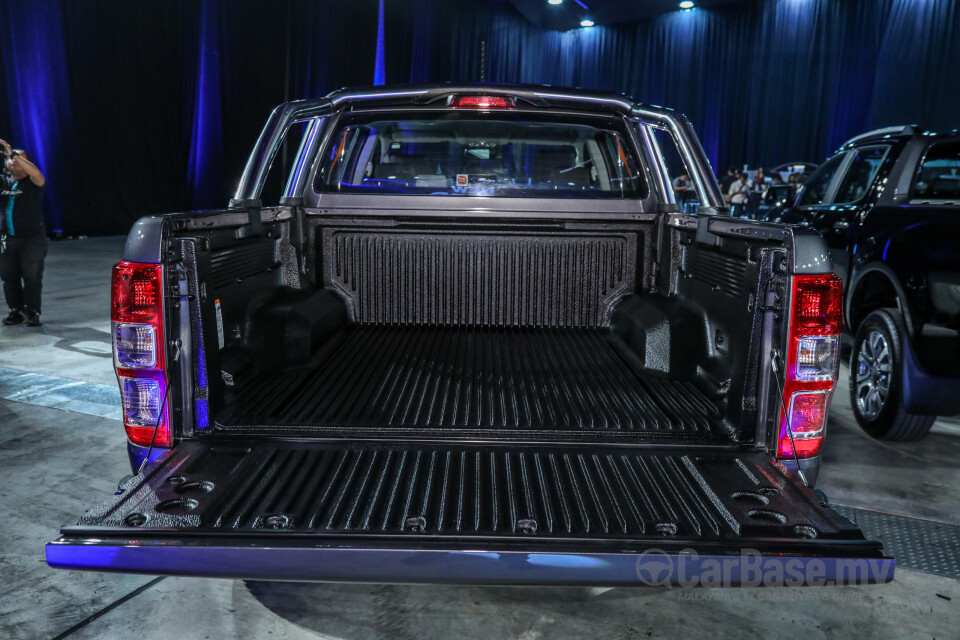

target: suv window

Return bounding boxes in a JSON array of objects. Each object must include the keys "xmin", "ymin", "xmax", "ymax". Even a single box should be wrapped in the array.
[
  {"xmin": 316, "ymin": 113, "xmax": 647, "ymax": 199},
  {"xmin": 799, "ymin": 153, "xmax": 846, "ymax": 206},
  {"xmin": 914, "ymin": 141, "xmax": 960, "ymax": 201},
  {"xmin": 833, "ymin": 145, "xmax": 889, "ymax": 204}
]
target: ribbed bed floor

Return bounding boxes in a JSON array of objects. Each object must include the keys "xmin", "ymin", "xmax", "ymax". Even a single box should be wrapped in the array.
[{"xmin": 219, "ymin": 326, "xmax": 723, "ymax": 438}]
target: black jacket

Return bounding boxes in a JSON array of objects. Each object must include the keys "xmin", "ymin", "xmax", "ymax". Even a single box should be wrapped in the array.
[{"xmin": 1, "ymin": 174, "xmax": 45, "ymax": 237}]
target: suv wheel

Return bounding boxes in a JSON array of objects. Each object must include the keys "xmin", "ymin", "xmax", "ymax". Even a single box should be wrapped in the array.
[{"xmin": 849, "ymin": 309, "xmax": 935, "ymax": 441}]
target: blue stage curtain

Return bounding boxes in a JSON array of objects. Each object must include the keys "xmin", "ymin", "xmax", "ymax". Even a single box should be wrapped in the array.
[
  {"xmin": 287, "ymin": 0, "xmax": 379, "ymax": 99},
  {"xmin": 1, "ymin": 0, "xmax": 74, "ymax": 233},
  {"xmin": 871, "ymin": 0, "xmax": 960, "ymax": 134},
  {"xmin": 409, "ymin": 0, "xmax": 915, "ymax": 174},
  {"xmin": 1, "ymin": 0, "xmax": 959, "ymax": 234},
  {"xmin": 188, "ymin": 0, "xmax": 224, "ymax": 208}
]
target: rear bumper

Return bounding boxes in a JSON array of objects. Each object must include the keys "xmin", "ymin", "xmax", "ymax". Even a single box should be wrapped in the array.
[
  {"xmin": 46, "ymin": 535, "xmax": 894, "ymax": 587},
  {"xmin": 126, "ymin": 441, "xmax": 170, "ymax": 475},
  {"xmin": 779, "ymin": 455, "xmax": 821, "ymax": 487}
]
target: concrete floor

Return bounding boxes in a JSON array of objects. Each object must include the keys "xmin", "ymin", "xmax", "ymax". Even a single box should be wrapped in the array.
[{"xmin": 1, "ymin": 237, "xmax": 958, "ymax": 640}]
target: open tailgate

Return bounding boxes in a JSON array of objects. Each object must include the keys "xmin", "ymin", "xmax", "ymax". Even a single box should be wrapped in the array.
[{"xmin": 47, "ymin": 440, "xmax": 893, "ymax": 586}]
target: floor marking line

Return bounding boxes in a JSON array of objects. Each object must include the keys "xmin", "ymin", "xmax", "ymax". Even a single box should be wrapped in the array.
[
  {"xmin": 0, "ymin": 367, "xmax": 121, "ymax": 420},
  {"xmin": 49, "ymin": 577, "xmax": 165, "ymax": 640}
]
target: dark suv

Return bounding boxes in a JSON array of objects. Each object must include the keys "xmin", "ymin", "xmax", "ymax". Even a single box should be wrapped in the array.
[{"xmin": 770, "ymin": 125, "xmax": 960, "ymax": 440}]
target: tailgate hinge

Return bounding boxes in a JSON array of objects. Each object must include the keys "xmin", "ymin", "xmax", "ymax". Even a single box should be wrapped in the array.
[{"xmin": 759, "ymin": 255, "xmax": 789, "ymax": 317}]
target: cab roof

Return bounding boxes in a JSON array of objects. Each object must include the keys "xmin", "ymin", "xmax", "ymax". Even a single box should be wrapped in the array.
[{"xmin": 323, "ymin": 83, "xmax": 656, "ymax": 116}]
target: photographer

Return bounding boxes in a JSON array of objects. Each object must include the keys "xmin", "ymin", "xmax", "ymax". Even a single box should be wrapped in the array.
[{"xmin": 1, "ymin": 138, "xmax": 47, "ymax": 327}]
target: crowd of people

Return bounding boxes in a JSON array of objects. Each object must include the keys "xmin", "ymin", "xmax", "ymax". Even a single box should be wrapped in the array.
[
  {"xmin": 673, "ymin": 164, "xmax": 807, "ymax": 216},
  {"xmin": 720, "ymin": 165, "xmax": 807, "ymax": 212}
]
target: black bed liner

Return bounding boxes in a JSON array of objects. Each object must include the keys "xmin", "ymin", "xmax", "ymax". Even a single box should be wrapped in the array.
[
  {"xmin": 217, "ymin": 326, "xmax": 726, "ymax": 440},
  {"xmin": 74, "ymin": 440, "xmax": 864, "ymax": 544}
]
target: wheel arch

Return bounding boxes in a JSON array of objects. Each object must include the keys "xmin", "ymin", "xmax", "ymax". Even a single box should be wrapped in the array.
[{"xmin": 846, "ymin": 264, "xmax": 915, "ymax": 337}]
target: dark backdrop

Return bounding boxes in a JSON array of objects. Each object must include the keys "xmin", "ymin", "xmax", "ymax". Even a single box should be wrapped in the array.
[{"xmin": 2, "ymin": 0, "xmax": 958, "ymax": 235}]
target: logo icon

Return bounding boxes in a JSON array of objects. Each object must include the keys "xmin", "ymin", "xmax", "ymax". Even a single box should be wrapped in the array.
[
  {"xmin": 635, "ymin": 549, "xmax": 675, "ymax": 587},
  {"xmin": 457, "ymin": 174, "xmax": 469, "ymax": 186}
]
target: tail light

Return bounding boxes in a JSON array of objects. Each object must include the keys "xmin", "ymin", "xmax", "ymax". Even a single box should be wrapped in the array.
[
  {"xmin": 112, "ymin": 261, "xmax": 170, "ymax": 447},
  {"xmin": 777, "ymin": 274, "xmax": 842, "ymax": 459},
  {"xmin": 451, "ymin": 95, "xmax": 515, "ymax": 109}
]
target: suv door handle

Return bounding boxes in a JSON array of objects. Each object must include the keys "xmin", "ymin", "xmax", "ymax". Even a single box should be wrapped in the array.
[{"xmin": 833, "ymin": 220, "xmax": 850, "ymax": 230}]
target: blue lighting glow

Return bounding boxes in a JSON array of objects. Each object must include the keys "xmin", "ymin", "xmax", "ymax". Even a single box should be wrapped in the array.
[
  {"xmin": 187, "ymin": 0, "xmax": 224, "ymax": 207},
  {"xmin": 573, "ymin": 0, "xmax": 589, "ymax": 9},
  {"xmin": 46, "ymin": 544, "xmax": 121, "ymax": 571},
  {"xmin": 128, "ymin": 443, "xmax": 169, "ymax": 473},
  {"xmin": 0, "ymin": 0, "xmax": 70, "ymax": 230},
  {"xmin": 195, "ymin": 398, "xmax": 209, "ymax": 430},
  {"xmin": 374, "ymin": 0, "xmax": 386, "ymax": 85},
  {"xmin": 329, "ymin": 90, "xmax": 428, "ymax": 106},
  {"xmin": 285, "ymin": 119, "xmax": 324, "ymax": 197},
  {"xmin": 194, "ymin": 306, "xmax": 209, "ymax": 429},
  {"xmin": 526, "ymin": 554, "xmax": 609, "ymax": 568}
]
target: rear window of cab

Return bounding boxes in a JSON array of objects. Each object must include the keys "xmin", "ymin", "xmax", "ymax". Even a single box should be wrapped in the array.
[
  {"xmin": 315, "ymin": 112, "xmax": 648, "ymax": 199},
  {"xmin": 914, "ymin": 141, "xmax": 960, "ymax": 201}
]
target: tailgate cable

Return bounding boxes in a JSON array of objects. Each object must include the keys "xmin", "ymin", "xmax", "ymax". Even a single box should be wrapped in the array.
[
  {"xmin": 770, "ymin": 349, "xmax": 809, "ymax": 487},
  {"xmin": 137, "ymin": 380, "xmax": 171, "ymax": 475},
  {"xmin": 135, "ymin": 274, "xmax": 181, "ymax": 475}
]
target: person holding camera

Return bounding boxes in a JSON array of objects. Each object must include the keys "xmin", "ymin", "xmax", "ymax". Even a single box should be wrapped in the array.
[{"xmin": 1, "ymin": 138, "xmax": 47, "ymax": 327}]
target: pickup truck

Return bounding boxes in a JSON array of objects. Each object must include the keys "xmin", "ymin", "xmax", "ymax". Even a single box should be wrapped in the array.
[
  {"xmin": 46, "ymin": 84, "xmax": 893, "ymax": 586},
  {"xmin": 765, "ymin": 126, "xmax": 960, "ymax": 441}
]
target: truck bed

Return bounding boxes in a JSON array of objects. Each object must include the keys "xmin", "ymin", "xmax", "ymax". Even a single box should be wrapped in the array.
[{"xmin": 217, "ymin": 325, "xmax": 726, "ymax": 441}]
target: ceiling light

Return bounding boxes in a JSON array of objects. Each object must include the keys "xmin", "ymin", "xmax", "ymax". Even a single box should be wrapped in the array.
[
  {"xmin": 580, "ymin": 18, "xmax": 595, "ymax": 26},
  {"xmin": 548, "ymin": 0, "xmax": 563, "ymax": 5},
  {"xmin": 679, "ymin": 1, "xmax": 695, "ymax": 8}
]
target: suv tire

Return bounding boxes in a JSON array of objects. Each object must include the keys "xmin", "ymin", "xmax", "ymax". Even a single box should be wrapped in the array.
[{"xmin": 849, "ymin": 309, "xmax": 935, "ymax": 441}]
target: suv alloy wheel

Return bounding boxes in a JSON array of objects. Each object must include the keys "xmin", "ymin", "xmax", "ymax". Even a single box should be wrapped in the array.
[{"xmin": 849, "ymin": 309, "xmax": 935, "ymax": 440}]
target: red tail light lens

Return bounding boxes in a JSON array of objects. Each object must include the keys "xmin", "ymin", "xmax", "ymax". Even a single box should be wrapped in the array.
[
  {"xmin": 792, "ymin": 275, "xmax": 842, "ymax": 335},
  {"xmin": 451, "ymin": 95, "xmax": 515, "ymax": 109},
  {"xmin": 112, "ymin": 262, "xmax": 163, "ymax": 324},
  {"xmin": 112, "ymin": 261, "xmax": 169, "ymax": 448},
  {"xmin": 778, "ymin": 274, "xmax": 843, "ymax": 460}
]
